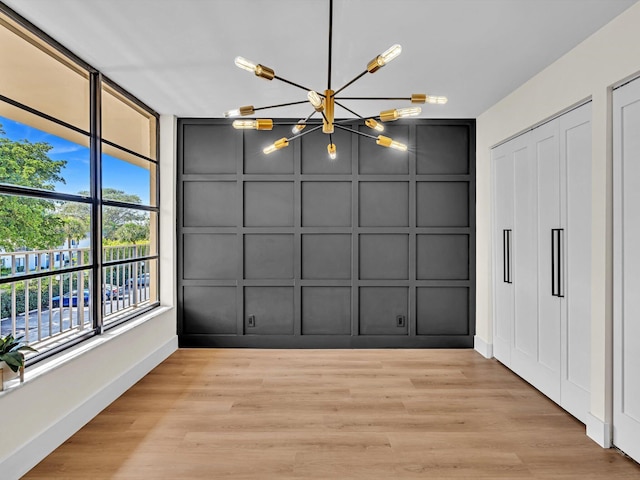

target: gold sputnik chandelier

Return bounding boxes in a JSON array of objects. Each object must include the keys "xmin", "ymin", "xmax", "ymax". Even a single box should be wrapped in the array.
[{"xmin": 224, "ymin": 0, "xmax": 447, "ymax": 159}]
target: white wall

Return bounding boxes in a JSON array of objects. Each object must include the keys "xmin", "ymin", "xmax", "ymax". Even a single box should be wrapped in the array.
[
  {"xmin": 476, "ymin": 2, "xmax": 640, "ymax": 446},
  {"xmin": 0, "ymin": 115, "xmax": 178, "ymax": 480}
]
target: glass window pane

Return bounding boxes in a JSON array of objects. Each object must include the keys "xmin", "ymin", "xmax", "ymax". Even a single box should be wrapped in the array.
[
  {"xmin": 0, "ymin": 270, "xmax": 93, "ymax": 356},
  {"xmin": 0, "ymin": 195, "xmax": 92, "ymax": 280},
  {"xmin": 102, "ymin": 83, "xmax": 156, "ymax": 160},
  {"xmin": 102, "ymin": 207, "xmax": 157, "ymax": 257},
  {"xmin": 102, "ymin": 145, "xmax": 156, "ymax": 207},
  {"xmin": 103, "ymin": 258, "xmax": 158, "ymax": 325},
  {"xmin": 0, "ymin": 14, "xmax": 90, "ymax": 131},
  {"xmin": 0, "ymin": 107, "xmax": 90, "ymax": 195}
]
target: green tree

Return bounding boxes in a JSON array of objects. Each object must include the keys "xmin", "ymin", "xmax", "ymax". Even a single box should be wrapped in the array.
[
  {"xmin": 71, "ymin": 189, "xmax": 146, "ymax": 240},
  {"xmin": 0, "ymin": 124, "xmax": 66, "ymax": 250},
  {"xmin": 98, "ymin": 189, "xmax": 145, "ymax": 240},
  {"xmin": 57, "ymin": 199, "xmax": 90, "ymax": 248},
  {"xmin": 114, "ymin": 221, "xmax": 148, "ymax": 244},
  {"xmin": 61, "ymin": 216, "xmax": 89, "ymax": 249}
]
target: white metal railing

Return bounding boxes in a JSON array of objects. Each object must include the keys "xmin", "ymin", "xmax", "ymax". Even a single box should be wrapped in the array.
[{"xmin": 0, "ymin": 244, "xmax": 152, "ymax": 351}]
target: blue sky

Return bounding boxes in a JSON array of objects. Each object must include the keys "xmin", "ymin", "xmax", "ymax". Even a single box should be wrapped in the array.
[{"xmin": 1, "ymin": 116, "xmax": 150, "ymax": 205}]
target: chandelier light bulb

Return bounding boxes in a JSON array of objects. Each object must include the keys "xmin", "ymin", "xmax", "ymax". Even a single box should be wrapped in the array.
[
  {"xmin": 292, "ymin": 120, "xmax": 306, "ymax": 134},
  {"xmin": 327, "ymin": 143, "xmax": 337, "ymax": 160},
  {"xmin": 234, "ymin": 56, "xmax": 257, "ymax": 73},
  {"xmin": 233, "ymin": 119, "xmax": 273, "ymax": 130},
  {"xmin": 308, "ymin": 90, "xmax": 324, "ymax": 111},
  {"xmin": 224, "ymin": 105, "xmax": 254, "ymax": 118},
  {"xmin": 379, "ymin": 107, "xmax": 422, "ymax": 122},
  {"xmin": 263, "ymin": 137, "xmax": 289, "ymax": 154},
  {"xmin": 368, "ymin": 44, "xmax": 403, "ymax": 73},
  {"xmin": 377, "ymin": 135, "xmax": 408, "ymax": 152},
  {"xmin": 426, "ymin": 95, "xmax": 448, "ymax": 105},
  {"xmin": 396, "ymin": 107, "xmax": 421, "ymax": 118},
  {"xmin": 379, "ymin": 44, "xmax": 402, "ymax": 65},
  {"xmin": 365, "ymin": 118, "xmax": 384, "ymax": 132},
  {"xmin": 233, "ymin": 120, "xmax": 256, "ymax": 129},
  {"xmin": 224, "ymin": 108, "xmax": 241, "ymax": 118},
  {"xmin": 389, "ymin": 140, "xmax": 408, "ymax": 151}
]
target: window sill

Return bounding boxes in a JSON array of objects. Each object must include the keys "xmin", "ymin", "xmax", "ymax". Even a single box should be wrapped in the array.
[{"xmin": 0, "ymin": 305, "xmax": 173, "ymax": 397}]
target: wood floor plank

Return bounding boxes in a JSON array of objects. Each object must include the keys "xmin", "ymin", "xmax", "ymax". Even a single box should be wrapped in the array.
[{"xmin": 23, "ymin": 349, "xmax": 640, "ymax": 479}]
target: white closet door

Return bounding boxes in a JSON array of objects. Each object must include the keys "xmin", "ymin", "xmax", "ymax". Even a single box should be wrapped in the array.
[
  {"xmin": 511, "ymin": 134, "xmax": 541, "ymax": 383},
  {"xmin": 614, "ymin": 77, "xmax": 640, "ymax": 462},
  {"xmin": 533, "ymin": 119, "xmax": 562, "ymax": 402},
  {"xmin": 492, "ymin": 143, "xmax": 514, "ymax": 364},
  {"xmin": 560, "ymin": 103, "xmax": 591, "ymax": 423}
]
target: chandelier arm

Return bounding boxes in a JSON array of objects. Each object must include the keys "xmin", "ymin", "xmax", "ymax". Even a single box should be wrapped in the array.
[
  {"xmin": 333, "ymin": 70, "xmax": 368, "ymax": 96},
  {"xmin": 334, "ymin": 124, "xmax": 378, "ymax": 140},
  {"xmin": 287, "ymin": 124, "xmax": 324, "ymax": 142},
  {"xmin": 253, "ymin": 100, "xmax": 311, "ymax": 112},
  {"xmin": 335, "ymin": 97, "xmax": 412, "ymax": 101},
  {"xmin": 334, "ymin": 101, "xmax": 364, "ymax": 119},
  {"xmin": 334, "ymin": 118, "xmax": 355, "ymax": 125},
  {"xmin": 273, "ymin": 75, "xmax": 324, "ymax": 96},
  {"xmin": 333, "ymin": 117, "xmax": 382, "ymax": 123},
  {"xmin": 271, "ymin": 122, "xmax": 322, "ymax": 125}
]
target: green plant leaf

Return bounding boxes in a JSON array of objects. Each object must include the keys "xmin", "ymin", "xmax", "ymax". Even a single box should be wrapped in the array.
[
  {"xmin": 17, "ymin": 345, "xmax": 37, "ymax": 353},
  {"xmin": 0, "ymin": 334, "xmax": 37, "ymax": 357},
  {"xmin": 0, "ymin": 352, "xmax": 22, "ymax": 372}
]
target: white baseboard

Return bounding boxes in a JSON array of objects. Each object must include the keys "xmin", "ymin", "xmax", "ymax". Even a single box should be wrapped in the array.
[
  {"xmin": 4, "ymin": 336, "xmax": 178, "ymax": 480},
  {"xmin": 474, "ymin": 335, "xmax": 493, "ymax": 359},
  {"xmin": 586, "ymin": 412, "xmax": 612, "ymax": 448}
]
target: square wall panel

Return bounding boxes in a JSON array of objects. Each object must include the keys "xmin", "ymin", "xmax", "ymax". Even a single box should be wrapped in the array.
[
  {"xmin": 244, "ymin": 181, "xmax": 294, "ymax": 227},
  {"xmin": 358, "ymin": 125, "xmax": 409, "ymax": 174},
  {"xmin": 417, "ymin": 234, "xmax": 469, "ymax": 280},
  {"xmin": 183, "ymin": 234, "xmax": 237, "ymax": 280},
  {"xmin": 416, "ymin": 125, "xmax": 469, "ymax": 174},
  {"xmin": 359, "ymin": 287, "xmax": 408, "ymax": 335},
  {"xmin": 301, "ymin": 127, "xmax": 352, "ymax": 174},
  {"xmin": 302, "ymin": 182, "xmax": 351, "ymax": 227},
  {"xmin": 359, "ymin": 234, "xmax": 409, "ymax": 280},
  {"xmin": 183, "ymin": 181, "xmax": 237, "ymax": 227},
  {"xmin": 359, "ymin": 182, "xmax": 409, "ymax": 227},
  {"xmin": 183, "ymin": 124, "xmax": 237, "ymax": 174},
  {"xmin": 302, "ymin": 234, "xmax": 351, "ymax": 280},
  {"xmin": 183, "ymin": 286, "xmax": 236, "ymax": 334},
  {"xmin": 417, "ymin": 287, "xmax": 469, "ymax": 335},
  {"xmin": 302, "ymin": 287, "xmax": 351, "ymax": 335},
  {"xmin": 244, "ymin": 126, "xmax": 294, "ymax": 174},
  {"xmin": 244, "ymin": 234, "xmax": 294, "ymax": 279},
  {"xmin": 244, "ymin": 287, "xmax": 294, "ymax": 335},
  {"xmin": 416, "ymin": 181, "xmax": 469, "ymax": 227}
]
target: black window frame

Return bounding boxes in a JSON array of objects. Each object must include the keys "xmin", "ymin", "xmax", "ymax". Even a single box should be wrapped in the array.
[{"xmin": 0, "ymin": 2, "xmax": 160, "ymax": 364}]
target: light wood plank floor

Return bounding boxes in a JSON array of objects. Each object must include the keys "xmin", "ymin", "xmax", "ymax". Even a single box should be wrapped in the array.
[{"xmin": 25, "ymin": 349, "xmax": 640, "ymax": 479}]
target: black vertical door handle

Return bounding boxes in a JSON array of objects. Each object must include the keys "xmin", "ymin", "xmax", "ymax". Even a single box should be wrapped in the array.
[
  {"xmin": 503, "ymin": 229, "xmax": 512, "ymax": 284},
  {"xmin": 551, "ymin": 229, "xmax": 564, "ymax": 297},
  {"xmin": 557, "ymin": 229, "xmax": 564, "ymax": 298},
  {"xmin": 551, "ymin": 229, "xmax": 556, "ymax": 296},
  {"xmin": 503, "ymin": 230, "xmax": 508, "ymax": 283}
]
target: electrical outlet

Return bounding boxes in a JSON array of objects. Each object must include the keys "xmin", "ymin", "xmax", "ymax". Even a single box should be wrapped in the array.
[
  {"xmin": 396, "ymin": 315, "xmax": 405, "ymax": 328},
  {"xmin": 248, "ymin": 315, "xmax": 256, "ymax": 327}
]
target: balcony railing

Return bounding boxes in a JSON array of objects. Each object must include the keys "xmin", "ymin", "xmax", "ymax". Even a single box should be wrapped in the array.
[{"xmin": 0, "ymin": 244, "xmax": 153, "ymax": 354}]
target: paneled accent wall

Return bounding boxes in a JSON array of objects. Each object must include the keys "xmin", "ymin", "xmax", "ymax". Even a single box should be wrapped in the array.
[{"xmin": 178, "ymin": 119, "xmax": 475, "ymax": 347}]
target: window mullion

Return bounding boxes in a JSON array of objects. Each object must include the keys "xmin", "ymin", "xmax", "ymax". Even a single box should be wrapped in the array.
[{"xmin": 90, "ymin": 71, "xmax": 103, "ymax": 333}]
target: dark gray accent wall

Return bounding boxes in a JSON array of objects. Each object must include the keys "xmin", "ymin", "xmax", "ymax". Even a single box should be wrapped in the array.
[{"xmin": 178, "ymin": 118, "xmax": 475, "ymax": 348}]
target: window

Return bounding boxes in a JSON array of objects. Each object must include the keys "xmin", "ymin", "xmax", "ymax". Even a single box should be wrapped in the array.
[{"xmin": 0, "ymin": 6, "xmax": 159, "ymax": 361}]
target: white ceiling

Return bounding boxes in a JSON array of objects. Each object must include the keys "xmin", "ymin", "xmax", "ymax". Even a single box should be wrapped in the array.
[{"xmin": 4, "ymin": 0, "xmax": 638, "ymax": 119}]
